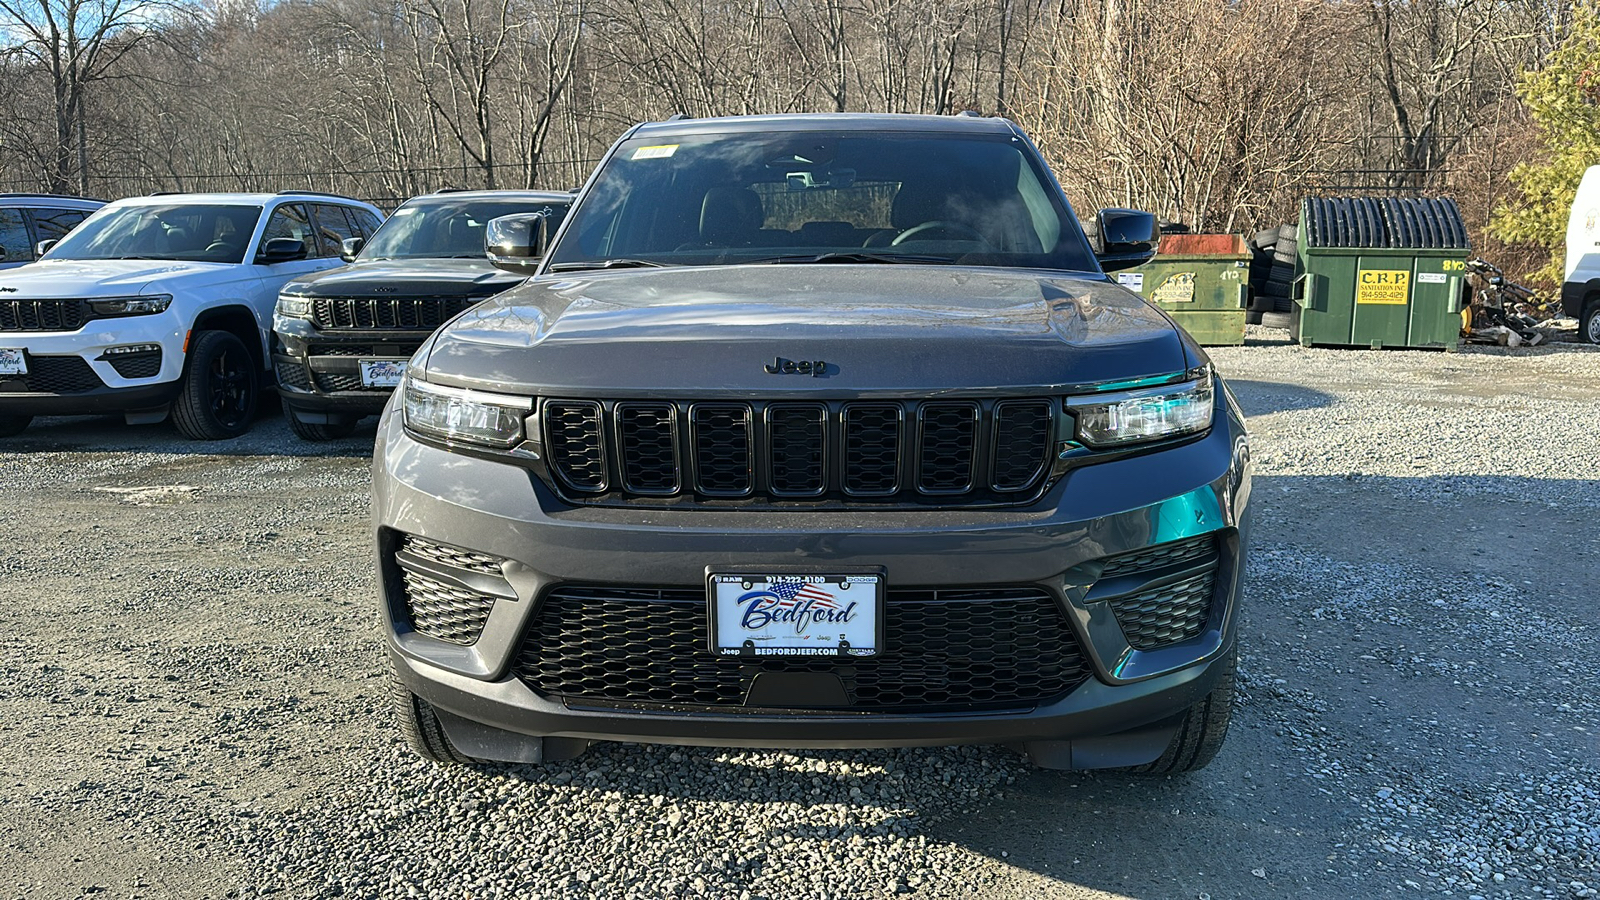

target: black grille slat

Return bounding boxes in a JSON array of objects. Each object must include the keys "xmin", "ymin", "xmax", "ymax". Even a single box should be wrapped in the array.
[
  {"xmin": 917, "ymin": 402, "xmax": 978, "ymax": 494},
  {"xmin": 0, "ymin": 299, "xmax": 90, "ymax": 332},
  {"xmin": 0, "ymin": 356, "xmax": 103, "ymax": 393},
  {"xmin": 991, "ymin": 400, "xmax": 1053, "ymax": 491},
  {"xmin": 311, "ymin": 297, "xmax": 478, "ymax": 331},
  {"xmin": 692, "ymin": 403, "xmax": 752, "ymax": 496},
  {"xmin": 275, "ymin": 361, "xmax": 311, "ymax": 390},
  {"xmin": 514, "ymin": 587, "xmax": 1092, "ymax": 712},
  {"xmin": 767, "ymin": 404, "xmax": 826, "ymax": 496},
  {"xmin": 544, "ymin": 401, "xmax": 606, "ymax": 491},
  {"xmin": 617, "ymin": 403, "xmax": 679, "ymax": 494},
  {"xmin": 1100, "ymin": 534, "xmax": 1218, "ymax": 578},
  {"xmin": 842, "ymin": 403, "xmax": 901, "ymax": 496}
]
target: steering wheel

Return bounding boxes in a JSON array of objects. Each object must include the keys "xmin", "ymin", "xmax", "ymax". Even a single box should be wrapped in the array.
[
  {"xmin": 890, "ymin": 220, "xmax": 988, "ymax": 247},
  {"xmin": 204, "ymin": 240, "xmax": 236, "ymax": 256}
]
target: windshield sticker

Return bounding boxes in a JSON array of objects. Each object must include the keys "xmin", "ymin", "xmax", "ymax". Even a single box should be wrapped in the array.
[
  {"xmin": 392, "ymin": 208, "xmax": 419, "ymax": 216},
  {"xmin": 1116, "ymin": 272, "xmax": 1144, "ymax": 293},
  {"xmin": 631, "ymin": 144, "xmax": 679, "ymax": 160}
]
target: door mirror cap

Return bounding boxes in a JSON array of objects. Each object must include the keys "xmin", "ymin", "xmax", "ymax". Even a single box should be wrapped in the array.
[
  {"xmin": 340, "ymin": 236, "xmax": 365, "ymax": 262},
  {"xmin": 259, "ymin": 237, "xmax": 308, "ymax": 264},
  {"xmin": 1094, "ymin": 208, "xmax": 1159, "ymax": 272},
  {"xmin": 35, "ymin": 239, "xmax": 58, "ymax": 257},
  {"xmin": 486, "ymin": 212, "xmax": 549, "ymax": 273}
]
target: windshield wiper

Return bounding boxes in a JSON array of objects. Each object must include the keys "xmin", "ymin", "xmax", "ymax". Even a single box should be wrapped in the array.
[
  {"xmin": 546, "ymin": 258, "xmax": 668, "ymax": 273},
  {"xmin": 747, "ymin": 251, "xmax": 950, "ymax": 265}
]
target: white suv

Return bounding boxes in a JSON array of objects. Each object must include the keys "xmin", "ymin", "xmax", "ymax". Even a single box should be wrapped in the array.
[{"xmin": 0, "ymin": 191, "xmax": 384, "ymax": 439}]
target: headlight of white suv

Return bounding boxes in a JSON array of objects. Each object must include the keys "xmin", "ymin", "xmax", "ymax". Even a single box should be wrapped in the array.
[
  {"xmin": 89, "ymin": 294, "xmax": 171, "ymax": 316},
  {"xmin": 401, "ymin": 376, "xmax": 532, "ymax": 449},
  {"xmin": 1067, "ymin": 367, "xmax": 1214, "ymax": 447}
]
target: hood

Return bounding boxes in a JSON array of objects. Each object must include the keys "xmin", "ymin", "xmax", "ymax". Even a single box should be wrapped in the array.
[
  {"xmin": 288, "ymin": 258, "xmax": 522, "ymax": 298},
  {"xmin": 421, "ymin": 265, "xmax": 1189, "ymax": 395},
  {"xmin": 0, "ymin": 259, "xmax": 240, "ymax": 298}
]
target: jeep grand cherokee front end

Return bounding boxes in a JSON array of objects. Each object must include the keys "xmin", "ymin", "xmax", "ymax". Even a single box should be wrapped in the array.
[{"xmin": 374, "ymin": 113, "xmax": 1252, "ymax": 772}]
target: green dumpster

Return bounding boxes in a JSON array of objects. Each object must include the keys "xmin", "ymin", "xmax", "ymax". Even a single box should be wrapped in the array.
[
  {"xmin": 1116, "ymin": 233, "xmax": 1251, "ymax": 346},
  {"xmin": 1292, "ymin": 197, "xmax": 1469, "ymax": 349}
]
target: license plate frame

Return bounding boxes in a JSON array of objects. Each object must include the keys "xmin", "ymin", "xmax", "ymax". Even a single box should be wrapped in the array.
[
  {"xmin": 357, "ymin": 358, "xmax": 407, "ymax": 388},
  {"xmin": 0, "ymin": 348, "xmax": 27, "ymax": 377},
  {"xmin": 706, "ymin": 568, "xmax": 885, "ymax": 659}
]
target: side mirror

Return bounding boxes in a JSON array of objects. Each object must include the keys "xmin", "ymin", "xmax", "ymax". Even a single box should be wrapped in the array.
[
  {"xmin": 259, "ymin": 237, "xmax": 308, "ymax": 264},
  {"xmin": 485, "ymin": 212, "xmax": 548, "ymax": 273},
  {"xmin": 1094, "ymin": 208, "xmax": 1159, "ymax": 272},
  {"xmin": 35, "ymin": 239, "xmax": 57, "ymax": 257},
  {"xmin": 340, "ymin": 236, "xmax": 364, "ymax": 262}
]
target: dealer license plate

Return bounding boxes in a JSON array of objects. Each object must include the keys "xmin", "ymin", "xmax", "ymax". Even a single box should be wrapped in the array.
[
  {"xmin": 0, "ymin": 349, "xmax": 26, "ymax": 377},
  {"xmin": 708, "ymin": 573, "xmax": 883, "ymax": 658},
  {"xmin": 358, "ymin": 358, "xmax": 407, "ymax": 388}
]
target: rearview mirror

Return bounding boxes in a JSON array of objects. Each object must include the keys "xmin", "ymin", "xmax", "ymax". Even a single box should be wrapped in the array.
[
  {"xmin": 35, "ymin": 239, "xmax": 57, "ymax": 257},
  {"xmin": 485, "ymin": 212, "xmax": 549, "ymax": 273},
  {"xmin": 340, "ymin": 236, "xmax": 365, "ymax": 262},
  {"xmin": 259, "ymin": 237, "xmax": 308, "ymax": 264},
  {"xmin": 1094, "ymin": 208, "xmax": 1159, "ymax": 272}
]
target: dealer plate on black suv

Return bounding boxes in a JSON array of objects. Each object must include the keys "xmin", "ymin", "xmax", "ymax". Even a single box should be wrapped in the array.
[
  {"xmin": 359, "ymin": 358, "xmax": 407, "ymax": 388},
  {"xmin": 708, "ymin": 573, "xmax": 883, "ymax": 658}
]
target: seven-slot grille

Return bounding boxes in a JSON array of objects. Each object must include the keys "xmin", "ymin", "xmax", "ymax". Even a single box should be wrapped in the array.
[
  {"xmin": 0, "ymin": 299, "xmax": 90, "ymax": 332},
  {"xmin": 541, "ymin": 398, "xmax": 1057, "ymax": 505},
  {"xmin": 312, "ymin": 296, "xmax": 480, "ymax": 330}
]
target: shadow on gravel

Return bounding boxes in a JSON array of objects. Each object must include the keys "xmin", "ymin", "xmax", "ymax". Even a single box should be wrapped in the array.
[
  {"xmin": 0, "ymin": 408, "xmax": 380, "ymax": 459},
  {"xmin": 1225, "ymin": 379, "xmax": 1336, "ymax": 416}
]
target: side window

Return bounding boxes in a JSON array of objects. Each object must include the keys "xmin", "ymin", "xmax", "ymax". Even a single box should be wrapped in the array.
[
  {"xmin": 355, "ymin": 208, "xmax": 383, "ymax": 239},
  {"xmin": 258, "ymin": 203, "xmax": 314, "ymax": 255},
  {"xmin": 311, "ymin": 204, "xmax": 359, "ymax": 257},
  {"xmin": 0, "ymin": 208, "xmax": 34, "ymax": 263},
  {"xmin": 29, "ymin": 207, "xmax": 91, "ymax": 247}
]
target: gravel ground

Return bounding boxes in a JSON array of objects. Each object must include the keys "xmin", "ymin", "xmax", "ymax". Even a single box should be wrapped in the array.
[{"xmin": 1, "ymin": 327, "xmax": 1597, "ymax": 900}]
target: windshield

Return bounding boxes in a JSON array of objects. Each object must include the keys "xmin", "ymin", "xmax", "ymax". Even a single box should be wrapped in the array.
[
  {"xmin": 44, "ymin": 204, "xmax": 263, "ymax": 264},
  {"xmin": 544, "ymin": 129, "xmax": 1097, "ymax": 272},
  {"xmin": 362, "ymin": 197, "xmax": 571, "ymax": 259}
]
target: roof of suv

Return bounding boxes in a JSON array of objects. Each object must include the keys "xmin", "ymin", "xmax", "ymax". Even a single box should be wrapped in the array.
[
  {"xmin": 408, "ymin": 189, "xmax": 574, "ymax": 204},
  {"xmin": 0, "ymin": 193, "xmax": 104, "ymax": 207},
  {"xmin": 112, "ymin": 191, "xmax": 373, "ymax": 207},
  {"xmin": 630, "ymin": 112, "xmax": 1019, "ymax": 139}
]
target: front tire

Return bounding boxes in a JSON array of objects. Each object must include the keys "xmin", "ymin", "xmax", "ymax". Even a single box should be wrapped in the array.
[
  {"xmin": 172, "ymin": 330, "xmax": 258, "ymax": 440},
  {"xmin": 392, "ymin": 677, "xmax": 482, "ymax": 765},
  {"xmin": 0, "ymin": 414, "xmax": 31, "ymax": 437},
  {"xmin": 1126, "ymin": 653, "xmax": 1235, "ymax": 775},
  {"xmin": 1583, "ymin": 301, "xmax": 1600, "ymax": 345}
]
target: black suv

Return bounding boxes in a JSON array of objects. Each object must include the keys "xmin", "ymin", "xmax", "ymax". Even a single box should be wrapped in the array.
[
  {"xmin": 375, "ymin": 115, "xmax": 1252, "ymax": 772},
  {"xmin": 272, "ymin": 190, "xmax": 572, "ymax": 439}
]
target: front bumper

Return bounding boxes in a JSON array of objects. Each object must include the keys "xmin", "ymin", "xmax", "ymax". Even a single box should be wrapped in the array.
[
  {"xmin": 374, "ymin": 395, "xmax": 1252, "ymax": 762},
  {"xmin": 0, "ymin": 318, "xmax": 185, "ymax": 414},
  {"xmin": 272, "ymin": 316, "xmax": 429, "ymax": 421}
]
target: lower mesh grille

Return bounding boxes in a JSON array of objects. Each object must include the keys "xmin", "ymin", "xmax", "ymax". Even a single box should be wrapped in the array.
[
  {"xmin": 399, "ymin": 570, "xmax": 498, "ymax": 644},
  {"xmin": 514, "ymin": 586, "xmax": 1091, "ymax": 712},
  {"xmin": 394, "ymin": 535, "xmax": 511, "ymax": 645},
  {"xmin": 1107, "ymin": 570, "xmax": 1216, "ymax": 649},
  {"xmin": 1096, "ymin": 534, "xmax": 1221, "ymax": 651},
  {"xmin": 275, "ymin": 362, "xmax": 311, "ymax": 390},
  {"xmin": 313, "ymin": 371, "xmax": 386, "ymax": 392},
  {"xmin": 0, "ymin": 356, "xmax": 104, "ymax": 393},
  {"xmin": 106, "ymin": 350, "xmax": 161, "ymax": 379}
]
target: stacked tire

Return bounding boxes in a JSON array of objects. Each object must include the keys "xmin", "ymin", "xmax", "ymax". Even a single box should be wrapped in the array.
[{"xmin": 1246, "ymin": 223, "xmax": 1297, "ymax": 328}]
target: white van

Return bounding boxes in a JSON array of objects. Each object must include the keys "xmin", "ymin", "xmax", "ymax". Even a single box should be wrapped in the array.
[{"xmin": 1563, "ymin": 165, "xmax": 1600, "ymax": 344}]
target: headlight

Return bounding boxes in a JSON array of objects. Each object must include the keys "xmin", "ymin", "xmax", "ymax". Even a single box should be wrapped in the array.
[
  {"xmin": 89, "ymin": 294, "xmax": 171, "ymax": 316},
  {"xmin": 276, "ymin": 295, "xmax": 314, "ymax": 319},
  {"xmin": 1068, "ymin": 368, "xmax": 1214, "ymax": 447},
  {"xmin": 401, "ymin": 375, "xmax": 531, "ymax": 449}
]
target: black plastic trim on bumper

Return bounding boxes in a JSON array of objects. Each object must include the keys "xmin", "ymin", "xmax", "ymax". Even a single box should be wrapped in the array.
[
  {"xmin": 0, "ymin": 380, "xmax": 181, "ymax": 414},
  {"xmin": 388, "ymin": 636, "xmax": 1230, "ymax": 751},
  {"xmin": 1561, "ymin": 280, "xmax": 1594, "ymax": 319}
]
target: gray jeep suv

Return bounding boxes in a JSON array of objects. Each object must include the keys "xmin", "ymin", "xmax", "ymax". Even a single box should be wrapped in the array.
[{"xmin": 375, "ymin": 113, "xmax": 1253, "ymax": 772}]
